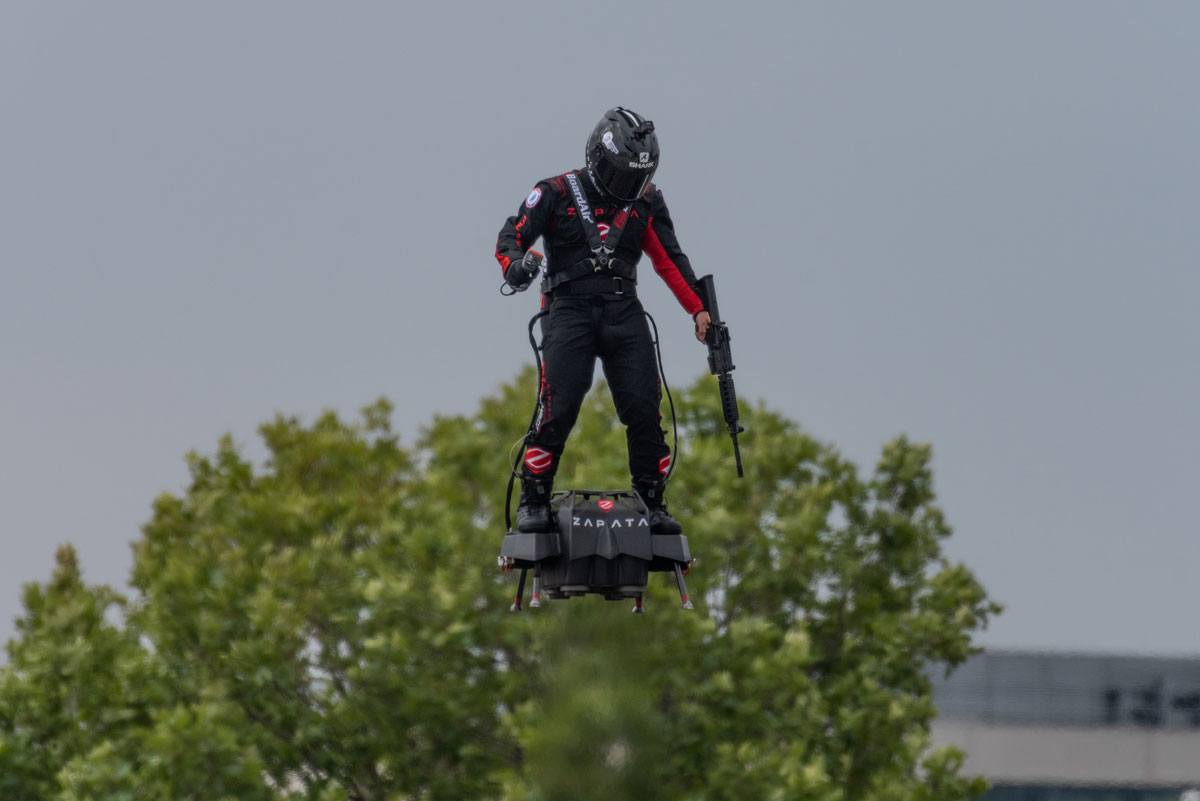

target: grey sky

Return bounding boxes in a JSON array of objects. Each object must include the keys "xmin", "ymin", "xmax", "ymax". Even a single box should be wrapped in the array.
[{"xmin": 2, "ymin": 2, "xmax": 1196, "ymax": 653}]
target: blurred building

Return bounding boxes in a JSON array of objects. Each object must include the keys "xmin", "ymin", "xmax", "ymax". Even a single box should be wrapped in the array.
[{"xmin": 931, "ymin": 650, "xmax": 1200, "ymax": 801}]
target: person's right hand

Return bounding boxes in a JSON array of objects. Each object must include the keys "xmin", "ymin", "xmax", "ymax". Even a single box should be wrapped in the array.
[
  {"xmin": 505, "ymin": 250, "xmax": 543, "ymax": 289},
  {"xmin": 504, "ymin": 264, "xmax": 531, "ymax": 290}
]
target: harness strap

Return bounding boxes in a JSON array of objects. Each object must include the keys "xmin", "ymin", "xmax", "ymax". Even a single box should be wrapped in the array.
[
  {"xmin": 563, "ymin": 171, "xmax": 608, "ymax": 257},
  {"xmin": 562, "ymin": 170, "xmax": 632, "ymax": 270},
  {"xmin": 545, "ymin": 273, "xmax": 636, "ymax": 298},
  {"xmin": 543, "ymin": 170, "xmax": 640, "ymax": 294},
  {"xmin": 543, "ymin": 257, "xmax": 636, "ymax": 292}
]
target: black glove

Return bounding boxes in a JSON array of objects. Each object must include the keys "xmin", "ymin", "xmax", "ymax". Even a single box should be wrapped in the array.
[{"xmin": 505, "ymin": 250, "xmax": 543, "ymax": 290}]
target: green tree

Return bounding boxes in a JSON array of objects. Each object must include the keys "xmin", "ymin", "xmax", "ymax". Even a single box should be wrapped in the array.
[
  {"xmin": 0, "ymin": 546, "xmax": 147, "ymax": 800},
  {"xmin": 0, "ymin": 370, "xmax": 999, "ymax": 800}
]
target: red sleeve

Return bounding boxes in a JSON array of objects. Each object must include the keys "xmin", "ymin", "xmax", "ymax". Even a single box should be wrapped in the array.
[{"xmin": 642, "ymin": 202, "xmax": 704, "ymax": 316}]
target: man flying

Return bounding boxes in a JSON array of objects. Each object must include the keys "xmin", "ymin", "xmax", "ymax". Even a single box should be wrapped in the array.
[{"xmin": 496, "ymin": 107, "xmax": 712, "ymax": 536}]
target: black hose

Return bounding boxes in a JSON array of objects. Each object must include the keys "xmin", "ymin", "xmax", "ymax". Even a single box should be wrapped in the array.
[
  {"xmin": 643, "ymin": 310, "xmax": 678, "ymax": 485},
  {"xmin": 505, "ymin": 308, "xmax": 549, "ymax": 531}
]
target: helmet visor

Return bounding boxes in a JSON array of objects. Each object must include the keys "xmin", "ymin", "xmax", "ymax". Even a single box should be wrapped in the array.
[{"xmin": 595, "ymin": 157, "xmax": 654, "ymax": 202}]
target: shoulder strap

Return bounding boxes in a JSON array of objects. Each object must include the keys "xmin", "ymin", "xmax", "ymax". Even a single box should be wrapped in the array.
[
  {"xmin": 563, "ymin": 171, "xmax": 608, "ymax": 257},
  {"xmin": 563, "ymin": 170, "xmax": 635, "ymax": 270}
]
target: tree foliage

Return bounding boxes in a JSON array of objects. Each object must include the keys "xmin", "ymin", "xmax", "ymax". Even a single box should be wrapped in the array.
[{"xmin": 0, "ymin": 370, "xmax": 999, "ymax": 800}]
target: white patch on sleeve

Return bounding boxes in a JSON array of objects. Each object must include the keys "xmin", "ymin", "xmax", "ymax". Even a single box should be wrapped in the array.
[{"xmin": 525, "ymin": 187, "xmax": 543, "ymax": 209}]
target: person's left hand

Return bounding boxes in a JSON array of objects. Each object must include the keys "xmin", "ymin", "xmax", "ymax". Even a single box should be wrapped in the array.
[{"xmin": 693, "ymin": 310, "xmax": 711, "ymax": 343}]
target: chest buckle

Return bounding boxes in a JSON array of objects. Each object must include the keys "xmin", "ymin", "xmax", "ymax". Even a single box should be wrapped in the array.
[{"xmin": 591, "ymin": 245, "xmax": 615, "ymax": 272}]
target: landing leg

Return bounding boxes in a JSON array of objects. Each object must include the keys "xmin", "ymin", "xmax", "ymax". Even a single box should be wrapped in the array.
[
  {"xmin": 632, "ymin": 592, "xmax": 645, "ymax": 614},
  {"xmin": 672, "ymin": 563, "xmax": 694, "ymax": 610},
  {"xmin": 529, "ymin": 566, "xmax": 542, "ymax": 609},
  {"xmin": 511, "ymin": 568, "xmax": 528, "ymax": 613}
]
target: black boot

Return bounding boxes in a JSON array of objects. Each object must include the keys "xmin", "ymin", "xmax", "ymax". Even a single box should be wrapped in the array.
[
  {"xmin": 634, "ymin": 479, "xmax": 682, "ymax": 535},
  {"xmin": 515, "ymin": 477, "xmax": 554, "ymax": 533}
]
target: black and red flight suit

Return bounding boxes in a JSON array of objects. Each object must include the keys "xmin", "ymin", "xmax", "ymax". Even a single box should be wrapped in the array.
[{"xmin": 495, "ymin": 170, "xmax": 704, "ymax": 492}]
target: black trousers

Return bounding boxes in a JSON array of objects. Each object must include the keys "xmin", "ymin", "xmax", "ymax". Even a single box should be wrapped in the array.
[{"xmin": 523, "ymin": 295, "xmax": 670, "ymax": 485}]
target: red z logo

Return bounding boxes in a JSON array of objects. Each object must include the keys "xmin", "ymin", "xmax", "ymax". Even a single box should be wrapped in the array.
[
  {"xmin": 598, "ymin": 499, "xmax": 615, "ymax": 512},
  {"xmin": 524, "ymin": 447, "xmax": 554, "ymax": 475}
]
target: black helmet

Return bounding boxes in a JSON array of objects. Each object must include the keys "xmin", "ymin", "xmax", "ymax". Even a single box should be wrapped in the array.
[{"xmin": 585, "ymin": 107, "xmax": 659, "ymax": 202}]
